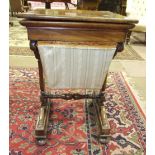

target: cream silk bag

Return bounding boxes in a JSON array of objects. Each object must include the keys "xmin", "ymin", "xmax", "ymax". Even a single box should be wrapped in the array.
[{"xmin": 38, "ymin": 42, "xmax": 116, "ymax": 89}]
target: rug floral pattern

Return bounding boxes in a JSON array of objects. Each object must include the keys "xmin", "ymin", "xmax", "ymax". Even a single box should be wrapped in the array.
[{"xmin": 9, "ymin": 68, "xmax": 145, "ymax": 155}]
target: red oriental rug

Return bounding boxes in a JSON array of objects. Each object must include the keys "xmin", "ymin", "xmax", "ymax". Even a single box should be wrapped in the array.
[{"xmin": 9, "ymin": 68, "xmax": 146, "ymax": 155}]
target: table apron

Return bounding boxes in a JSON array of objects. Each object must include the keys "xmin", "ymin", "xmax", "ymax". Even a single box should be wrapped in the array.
[{"xmin": 27, "ymin": 28, "xmax": 126, "ymax": 43}]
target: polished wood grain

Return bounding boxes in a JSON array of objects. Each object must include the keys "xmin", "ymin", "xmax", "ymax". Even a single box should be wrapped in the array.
[
  {"xmin": 18, "ymin": 9, "xmax": 138, "ymax": 24},
  {"xmin": 18, "ymin": 9, "xmax": 138, "ymax": 47},
  {"xmin": 27, "ymin": 28, "xmax": 126, "ymax": 43},
  {"xmin": 20, "ymin": 20, "xmax": 134, "ymax": 29}
]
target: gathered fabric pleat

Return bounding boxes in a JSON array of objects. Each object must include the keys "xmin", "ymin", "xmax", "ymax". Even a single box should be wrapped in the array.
[{"xmin": 38, "ymin": 44, "xmax": 116, "ymax": 89}]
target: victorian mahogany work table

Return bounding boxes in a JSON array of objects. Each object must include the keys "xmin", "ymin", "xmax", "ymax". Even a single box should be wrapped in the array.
[{"xmin": 18, "ymin": 9, "xmax": 137, "ymax": 145}]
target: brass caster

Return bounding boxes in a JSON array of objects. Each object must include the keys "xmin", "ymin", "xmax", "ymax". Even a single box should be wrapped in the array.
[
  {"xmin": 99, "ymin": 135, "xmax": 111, "ymax": 144},
  {"xmin": 36, "ymin": 138, "xmax": 47, "ymax": 145}
]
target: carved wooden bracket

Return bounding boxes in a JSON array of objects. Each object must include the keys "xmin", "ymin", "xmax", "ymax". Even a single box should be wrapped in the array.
[
  {"xmin": 113, "ymin": 42, "xmax": 124, "ymax": 58},
  {"xmin": 30, "ymin": 40, "xmax": 40, "ymax": 59}
]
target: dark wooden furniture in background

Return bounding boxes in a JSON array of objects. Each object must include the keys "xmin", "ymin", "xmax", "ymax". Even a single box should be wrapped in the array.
[
  {"xmin": 9, "ymin": 0, "xmax": 31, "ymax": 16},
  {"xmin": 120, "ymin": 0, "xmax": 127, "ymax": 15},
  {"xmin": 18, "ymin": 9, "xmax": 137, "ymax": 145},
  {"xmin": 77, "ymin": 0, "xmax": 101, "ymax": 10},
  {"xmin": 98, "ymin": 0, "xmax": 127, "ymax": 15},
  {"xmin": 77, "ymin": 0, "xmax": 127, "ymax": 15},
  {"xmin": 25, "ymin": 0, "xmax": 127, "ymax": 14},
  {"xmin": 9, "ymin": 0, "xmax": 31, "ymax": 26},
  {"xmin": 27, "ymin": 0, "xmax": 76, "ymax": 9}
]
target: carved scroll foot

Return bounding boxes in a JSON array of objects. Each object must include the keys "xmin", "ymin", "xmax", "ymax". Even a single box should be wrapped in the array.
[
  {"xmin": 35, "ymin": 103, "xmax": 51, "ymax": 145},
  {"xmin": 93, "ymin": 98, "xmax": 111, "ymax": 144}
]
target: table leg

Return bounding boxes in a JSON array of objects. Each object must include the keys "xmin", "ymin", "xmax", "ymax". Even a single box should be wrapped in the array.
[
  {"xmin": 64, "ymin": 2, "xmax": 69, "ymax": 9},
  {"xmin": 45, "ymin": 2, "xmax": 51, "ymax": 9},
  {"xmin": 30, "ymin": 40, "xmax": 45, "ymax": 92},
  {"xmin": 101, "ymin": 74, "xmax": 108, "ymax": 92},
  {"xmin": 30, "ymin": 40, "xmax": 50, "ymax": 145}
]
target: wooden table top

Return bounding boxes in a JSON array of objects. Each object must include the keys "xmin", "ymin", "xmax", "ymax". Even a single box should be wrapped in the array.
[{"xmin": 17, "ymin": 9, "xmax": 138, "ymax": 24}]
